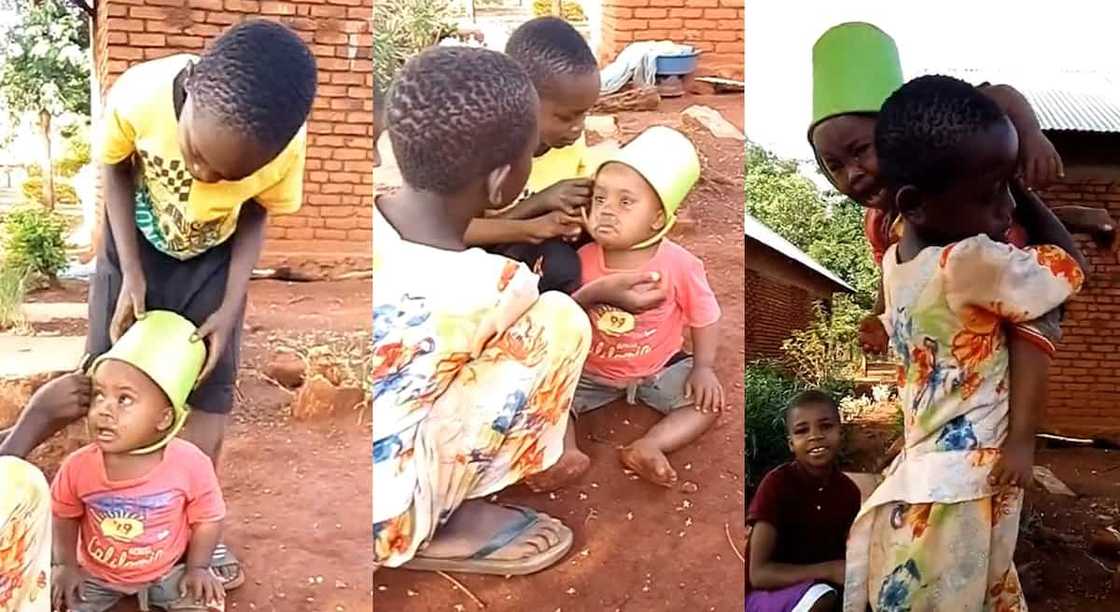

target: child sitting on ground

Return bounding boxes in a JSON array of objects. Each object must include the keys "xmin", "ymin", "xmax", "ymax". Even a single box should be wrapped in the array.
[
  {"xmin": 51, "ymin": 312, "xmax": 225, "ymax": 611},
  {"xmin": 465, "ymin": 17, "xmax": 603, "ymax": 294},
  {"xmin": 536, "ymin": 126, "xmax": 722, "ymax": 489},
  {"xmin": 843, "ymin": 75, "xmax": 1084, "ymax": 612},
  {"xmin": 747, "ymin": 391, "xmax": 859, "ymax": 612}
]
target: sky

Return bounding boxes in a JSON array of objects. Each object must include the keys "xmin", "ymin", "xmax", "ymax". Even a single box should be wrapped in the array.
[{"xmin": 745, "ymin": 0, "xmax": 1120, "ymax": 164}]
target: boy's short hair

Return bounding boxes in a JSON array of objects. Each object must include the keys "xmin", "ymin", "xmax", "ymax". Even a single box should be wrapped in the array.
[
  {"xmin": 189, "ymin": 19, "xmax": 317, "ymax": 155},
  {"xmin": 783, "ymin": 389, "xmax": 841, "ymax": 431},
  {"xmin": 875, "ymin": 74, "xmax": 1006, "ymax": 194},
  {"xmin": 505, "ymin": 17, "xmax": 598, "ymax": 94},
  {"xmin": 387, "ymin": 47, "xmax": 538, "ymax": 195}
]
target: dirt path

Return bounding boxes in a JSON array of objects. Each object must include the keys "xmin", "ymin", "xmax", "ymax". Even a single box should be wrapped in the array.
[
  {"xmin": 373, "ymin": 93, "xmax": 747, "ymax": 610},
  {"xmin": 8, "ymin": 280, "xmax": 373, "ymax": 612}
]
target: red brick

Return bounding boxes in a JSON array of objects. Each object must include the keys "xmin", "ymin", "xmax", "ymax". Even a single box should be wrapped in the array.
[
  {"xmin": 670, "ymin": 7, "xmax": 704, "ymax": 17},
  {"xmin": 343, "ymin": 161, "xmax": 369, "ymax": 173},
  {"xmin": 261, "ymin": 1, "xmax": 297, "ymax": 14},
  {"xmin": 703, "ymin": 30, "xmax": 738, "ymax": 42},
  {"xmin": 329, "ymin": 98, "xmax": 364, "ymax": 111},
  {"xmin": 715, "ymin": 41, "xmax": 744, "ymax": 54},
  {"xmin": 330, "ymin": 72, "xmax": 365, "ymax": 85},
  {"xmin": 314, "ymin": 229, "xmax": 348, "ymax": 240},
  {"xmin": 117, "ymin": 46, "xmax": 144, "ymax": 60},
  {"xmin": 108, "ymin": 18, "xmax": 145, "ymax": 32},
  {"xmin": 224, "ymin": 0, "xmax": 259, "ymax": 11},
  {"xmin": 108, "ymin": 5, "xmax": 129, "ymax": 17},
  {"xmin": 310, "ymin": 5, "xmax": 347, "ymax": 18},
  {"xmin": 166, "ymin": 35, "xmax": 205, "ymax": 48},
  {"xmin": 720, "ymin": 0, "xmax": 744, "ymax": 5},
  {"xmin": 648, "ymin": 0, "xmax": 684, "ymax": 5},
  {"xmin": 317, "ymin": 85, "xmax": 348, "ymax": 98},
  {"xmin": 321, "ymin": 206, "xmax": 355, "ymax": 217},
  {"xmin": 648, "ymin": 18, "xmax": 683, "ymax": 28},
  {"xmin": 129, "ymin": 33, "xmax": 167, "ymax": 47},
  {"xmin": 718, "ymin": 19, "xmax": 744, "ymax": 31},
  {"xmin": 634, "ymin": 8, "xmax": 667, "ymax": 17},
  {"xmin": 143, "ymin": 48, "xmax": 177, "ymax": 60},
  {"xmin": 285, "ymin": 228, "xmax": 315, "ymax": 240},
  {"xmin": 188, "ymin": 0, "xmax": 224, "ymax": 8},
  {"xmin": 323, "ymin": 160, "xmax": 343, "ymax": 171},
  {"xmin": 187, "ymin": 23, "xmax": 222, "ymax": 36},
  {"xmin": 333, "ymin": 148, "xmax": 367, "ymax": 161},
  {"xmin": 315, "ymin": 31, "xmax": 348, "ymax": 44},
  {"xmin": 333, "ymin": 124, "xmax": 367, "ymax": 136},
  {"xmin": 206, "ymin": 11, "xmax": 239, "ymax": 24},
  {"xmin": 347, "ymin": 86, "xmax": 371, "ymax": 99},
  {"xmin": 108, "ymin": 32, "xmax": 129, "ymax": 44},
  {"xmin": 346, "ymin": 229, "xmax": 370, "ymax": 241},
  {"xmin": 129, "ymin": 6, "xmax": 171, "ymax": 19},
  {"xmin": 610, "ymin": 0, "xmax": 650, "ymax": 6},
  {"xmin": 704, "ymin": 7, "xmax": 738, "ymax": 18}
]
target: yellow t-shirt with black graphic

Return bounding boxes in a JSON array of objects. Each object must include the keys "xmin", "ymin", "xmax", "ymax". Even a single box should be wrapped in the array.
[{"xmin": 96, "ymin": 54, "xmax": 306, "ymax": 260}]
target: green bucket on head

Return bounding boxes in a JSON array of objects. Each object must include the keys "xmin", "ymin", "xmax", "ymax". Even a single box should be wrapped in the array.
[
  {"xmin": 591, "ymin": 126, "xmax": 700, "ymax": 250},
  {"xmin": 808, "ymin": 21, "xmax": 903, "ymax": 142},
  {"xmin": 91, "ymin": 310, "xmax": 206, "ymax": 455}
]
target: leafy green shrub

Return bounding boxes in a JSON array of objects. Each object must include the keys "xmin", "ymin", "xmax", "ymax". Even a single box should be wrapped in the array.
[
  {"xmin": 20, "ymin": 175, "xmax": 78, "ymax": 206},
  {"xmin": 781, "ymin": 300, "xmax": 863, "ymax": 388},
  {"xmin": 532, "ymin": 0, "xmax": 586, "ymax": 20},
  {"xmin": 55, "ymin": 130, "xmax": 91, "ymax": 178},
  {"xmin": 0, "ymin": 261, "xmax": 28, "ymax": 330},
  {"xmin": 745, "ymin": 362, "xmax": 798, "ymax": 489},
  {"xmin": 2, "ymin": 206, "xmax": 68, "ymax": 279},
  {"xmin": 373, "ymin": 0, "xmax": 459, "ymax": 94}
]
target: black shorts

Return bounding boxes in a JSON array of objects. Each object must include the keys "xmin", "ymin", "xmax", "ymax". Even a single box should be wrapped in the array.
[{"xmin": 86, "ymin": 213, "xmax": 244, "ymax": 414}]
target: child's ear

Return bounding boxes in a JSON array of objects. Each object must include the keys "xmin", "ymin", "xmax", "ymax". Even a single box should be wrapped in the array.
[
  {"xmin": 787, "ymin": 436, "xmax": 795, "ymax": 454},
  {"xmin": 156, "ymin": 408, "xmax": 175, "ymax": 432},
  {"xmin": 650, "ymin": 209, "xmax": 667, "ymax": 232},
  {"xmin": 486, "ymin": 164, "xmax": 513, "ymax": 207},
  {"xmin": 895, "ymin": 185, "xmax": 925, "ymax": 224}
]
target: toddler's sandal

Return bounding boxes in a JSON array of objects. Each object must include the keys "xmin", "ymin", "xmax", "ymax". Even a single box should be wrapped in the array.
[{"xmin": 211, "ymin": 544, "xmax": 245, "ymax": 591}]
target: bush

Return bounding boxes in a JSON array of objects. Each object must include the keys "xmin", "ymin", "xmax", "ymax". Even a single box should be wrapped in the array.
[
  {"xmin": 2, "ymin": 206, "xmax": 68, "ymax": 279},
  {"xmin": 532, "ymin": 0, "xmax": 587, "ymax": 20},
  {"xmin": 20, "ymin": 175, "xmax": 78, "ymax": 206},
  {"xmin": 0, "ymin": 261, "xmax": 28, "ymax": 330},
  {"xmin": 781, "ymin": 299, "xmax": 863, "ymax": 387},
  {"xmin": 373, "ymin": 0, "xmax": 459, "ymax": 93}
]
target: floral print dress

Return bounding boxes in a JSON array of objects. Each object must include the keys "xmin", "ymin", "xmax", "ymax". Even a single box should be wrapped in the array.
[
  {"xmin": 844, "ymin": 236, "xmax": 1083, "ymax": 612},
  {"xmin": 0, "ymin": 457, "xmax": 51, "ymax": 611},
  {"xmin": 371, "ymin": 208, "xmax": 591, "ymax": 567}
]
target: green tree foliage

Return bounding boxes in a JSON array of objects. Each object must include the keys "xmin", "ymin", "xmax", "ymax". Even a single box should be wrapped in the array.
[
  {"xmin": 373, "ymin": 0, "xmax": 459, "ymax": 94},
  {"xmin": 2, "ymin": 206, "xmax": 69, "ymax": 279},
  {"xmin": 745, "ymin": 142, "xmax": 878, "ymax": 308}
]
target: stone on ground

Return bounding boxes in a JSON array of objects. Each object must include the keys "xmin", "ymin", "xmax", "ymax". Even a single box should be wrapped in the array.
[
  {"xmin": 264, "ymin": 352, "xmax": 306, "ymax": 389},
  {"xmin": 682, "ymin": 105, "xmax": 745, "ymax": 141}
]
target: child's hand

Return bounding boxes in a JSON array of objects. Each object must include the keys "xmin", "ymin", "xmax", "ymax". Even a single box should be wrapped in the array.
[
  {"xmin": 990, "ymin": 440, "xmax": 1035, "ymax": 488},
  {"xmin": 527, "ymin": 211, "xmax": 583, "ymax": 244},
  {"xmin": 193, "ymin": 305, "xmax": 239, "ymax": 385},
  {"xmin": 686, "ymin": 365, "xmax": 724, "ymax": 412},
  {"xmin": 52, "ymin": 564, "xmax": 88, "ymax": 610},
  {"xmin": 1018, "ymin": 129, "xmax": 1063, "ymax": 190},
  {"xmin": 1052, "ymin": 206, "xmax": 1119, "ymax": 257},
  {"xmin": 858, "ymin": 315, "xmax": 889, "ymax": 355},
  {"xmin": 110, "ymin": 273, "xmax": 147, "ymax": 342},
  {"xmin": 180, "ymin": 567, "xmax": 225, "ymax": 607},
  {"xmin": 534, "ymin": 178, "xmax": 593, "ymax": 216},
  {"xmin": 590, "ymin": 271, "xmax": 666, "ymax": 313},
  {"xmin": 26, "ymin": 371, "xmax": 91, "ymax": 428}
]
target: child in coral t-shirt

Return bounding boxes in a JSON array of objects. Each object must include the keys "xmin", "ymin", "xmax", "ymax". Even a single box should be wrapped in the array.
[{"xmin": 538, "ymin": 126, "xmax": 723, "ymax": 490}]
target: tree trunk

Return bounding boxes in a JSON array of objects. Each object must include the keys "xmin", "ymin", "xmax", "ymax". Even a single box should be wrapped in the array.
[{"xmin": 39, "ymin": 109, "xmax": 55, "ymax": 211}]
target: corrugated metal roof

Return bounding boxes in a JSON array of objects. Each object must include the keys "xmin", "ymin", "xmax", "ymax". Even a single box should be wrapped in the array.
[
  {"xmin": 744, "ymin": 212, "xmax": 855, "ymax": 293},
  {"xmin": 913, "ymin": 68, "xmax": 1120, "ymax": 133}
]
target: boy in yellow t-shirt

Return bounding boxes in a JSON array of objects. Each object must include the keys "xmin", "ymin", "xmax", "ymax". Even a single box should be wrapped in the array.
[
  {"xmin": 86, "ymin": 20, "xmax": 316, "ymax": 584},
  {"xmin": 464, "ymin": 17, "xmax": 601, "ymax": 294}
]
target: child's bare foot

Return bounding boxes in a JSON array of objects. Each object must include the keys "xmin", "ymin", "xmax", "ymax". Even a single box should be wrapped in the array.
[
  {"xmin": 525, "ymin": 448, "xmax": 590, "ymax": 492},
  {"xmin": 620, "ymin": 438, "xmax": 678, "ymax": 487}
]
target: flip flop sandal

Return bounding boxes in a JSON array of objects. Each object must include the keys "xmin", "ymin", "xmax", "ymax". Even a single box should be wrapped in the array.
[
  {"xmin": 211, "ymin": 544, "xmax": 245, "ymax": 591},
  {"xmin": 167, "ymin": 596, "xmax": 225, "ymax": 612},
  {"xmin": 402, "ymin": 504, "xmax": 573, "ymax": 576}
]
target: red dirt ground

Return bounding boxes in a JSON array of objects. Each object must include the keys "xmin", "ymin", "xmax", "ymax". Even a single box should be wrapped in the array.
[
  {"xmin": 372, "ymin": 93, "xmax": 747, "ymax": 610},
  {"xmin": 843, "ymin": 403, "xmax": 1120, "ymax": 610},
  {"xmin": 7, "ymin": 279, "xmax": 373, "ymax": 612}
]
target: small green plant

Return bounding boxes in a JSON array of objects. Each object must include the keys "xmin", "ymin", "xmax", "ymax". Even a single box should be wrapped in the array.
[
  {"xmin": 0, "ymin": 261, "xmax": 28, "ymax": 330},
  {"xmin": 781, "ymin": 300, "xmax": 863, "ymax": 387},
  {"xmin": 532, "ymin": 0, "xmax": 586, "ymax": 20},
  {"xmin": 373, "ymin": 0, "xmax": 459, "ymax": 93},
  {"xmin": 2, "ymin": 206, "xmax": 68, "ymax": 279},
  {"xmin": 745, "ymin": 361, "xmax": 799, "ymax": 489}
]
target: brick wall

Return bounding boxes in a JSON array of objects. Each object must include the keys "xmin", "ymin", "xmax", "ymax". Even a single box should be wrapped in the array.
[
  {"xmin": 1037, "ymin": 177, "xmax": 1120, "ymax": 437},
  {"xmin": 94, "ymin": 0, "xmax": 373, "ymax": 271},
  {"xmin": 746, "ymin": 241, "xmax": 842, "ymax": 363},
  {"xmin": 600, "ymin": 0, "xmax": 744, "ymax": 80},
  {"xmin": 746, "ymin": 269, "xmax": 811, "ymax": 362}
]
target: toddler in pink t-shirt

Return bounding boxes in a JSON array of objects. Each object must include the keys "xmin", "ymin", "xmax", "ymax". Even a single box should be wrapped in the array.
[
  {"xmin": 50, "ymin": 312, "xmax": 226, "ymax": 612},
  {"xmin": 544, "ymin": 126, "xmax": 723, "ymax": 488}
]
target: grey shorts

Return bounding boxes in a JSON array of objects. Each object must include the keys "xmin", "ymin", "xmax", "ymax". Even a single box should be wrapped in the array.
[
  {"xmin": 573, "ymin": 354, "xmax": 694, "ymax": 415},
  {"xmin": 71, "ymin": 564, "xmax": 214, "ymax": 611}
]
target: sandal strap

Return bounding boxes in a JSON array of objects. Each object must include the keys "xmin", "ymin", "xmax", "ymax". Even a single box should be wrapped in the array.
[{"xmin": 470, "ymin": 505, "xmax": 539, "ymax": 560}]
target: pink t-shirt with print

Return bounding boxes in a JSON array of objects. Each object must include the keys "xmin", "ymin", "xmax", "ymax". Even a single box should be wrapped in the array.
[
  {"xmin": 51, "ymin": 439, "xmax": 225, "ymax": 587},
  {"xmin": 579, "ymin": 239, "xmax": 721, "ymax": 382}
]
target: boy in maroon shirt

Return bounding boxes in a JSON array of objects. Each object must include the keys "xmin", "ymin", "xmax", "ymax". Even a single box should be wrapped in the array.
[{"xmin": 747, "ymin": 391, "xmax": 860, "ymax": 612}]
